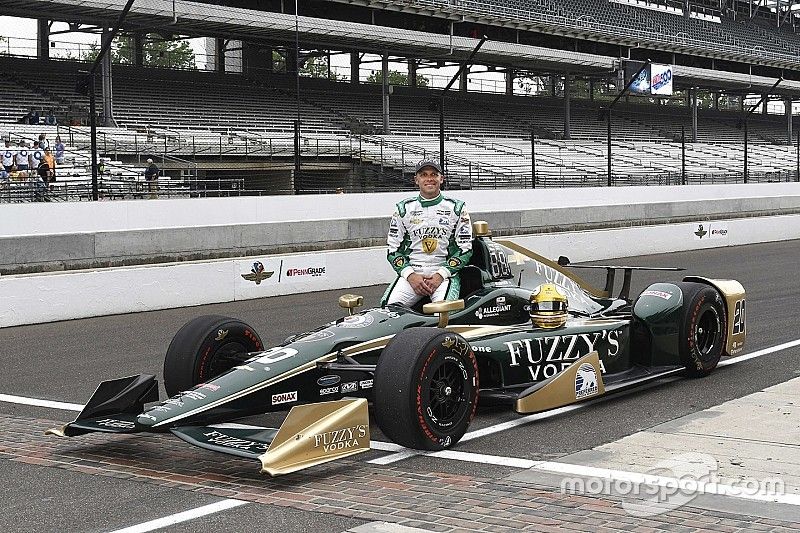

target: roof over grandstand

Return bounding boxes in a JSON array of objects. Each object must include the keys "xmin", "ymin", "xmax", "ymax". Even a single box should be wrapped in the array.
[
  {"xmin": 7, "ymin": 0, "xmax": 800, "ymax": 95},
  {"xmin": 4, "ymin": 0, "xmax": 615, "ymax": 74}
]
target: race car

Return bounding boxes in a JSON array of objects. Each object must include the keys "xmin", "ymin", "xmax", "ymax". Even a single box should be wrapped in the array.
[{"xmin": 48, "ymin": 221, "xmax": 747, "ymax": 476}]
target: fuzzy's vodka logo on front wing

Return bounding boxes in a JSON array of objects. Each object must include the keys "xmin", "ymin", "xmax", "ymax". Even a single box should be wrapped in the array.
[
  {"xmin": 313, "ymin": 424, "xmax": 368, "ymax": 453},
  {"xmin": 504, "ymin": 329, "xmax": 622, "ymax": 380}
]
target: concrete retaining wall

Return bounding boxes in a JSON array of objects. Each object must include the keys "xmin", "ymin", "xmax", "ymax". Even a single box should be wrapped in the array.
[
  {"xmin": 2, "ymin": 211, "xmax": 799, "ymax": 328},
  {"xmin": 2, "ymin": 183, "xmax": 800, "ymax": 274}
]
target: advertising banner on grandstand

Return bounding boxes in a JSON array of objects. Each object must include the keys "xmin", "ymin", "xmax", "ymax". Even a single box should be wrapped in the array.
[
  {"xmin": 624, "ymin": 61, "xmax": 673, "ymax": 96},
  {"xmin": 625, "ymin": 60, "xmax": 650, "ymax": 94},
  {"xmin": 650, "ymin": 64, "xmax": 673, "ymax": 96}
]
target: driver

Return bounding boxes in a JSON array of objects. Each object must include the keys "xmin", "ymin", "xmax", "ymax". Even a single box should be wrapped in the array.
[{"xmin": 383, "ymin": 159, "xmax": 473, "ymax": 306}]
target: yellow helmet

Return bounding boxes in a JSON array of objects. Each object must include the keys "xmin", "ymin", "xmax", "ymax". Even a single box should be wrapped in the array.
[{"xmin": 530, "ymin": 283, "xmax": 569, "ymax": 329}]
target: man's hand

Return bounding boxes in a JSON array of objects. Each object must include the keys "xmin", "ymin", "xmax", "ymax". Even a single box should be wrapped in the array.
[
  {"xmin": 407, "ymin": 273, "xmax": 432, "ymax": 296},
  {"xmin": 423, "ymin": 273, "xmax": 444, "ymax": 294}
]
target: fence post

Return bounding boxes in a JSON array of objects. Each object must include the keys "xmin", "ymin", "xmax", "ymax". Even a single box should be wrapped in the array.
[
  {"xmin": 681, "ymin": 125, "xmax": 686, "ymax": 185},
  {"xmin": 531, "ymin": 129, "xmax": 536, "ymax": 189}
]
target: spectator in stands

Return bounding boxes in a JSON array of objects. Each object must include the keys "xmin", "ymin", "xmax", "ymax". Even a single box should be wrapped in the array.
[
  {"xmin": 33, "ymin": 173, "xmax": 49, "ymax": 202},
  {"xmin": 41, "ymin": 147, "xmax": 55, "ymax": 182},
  {"xmin": 45, "ymin": 109, "xmax": 57, "ymax": 126},
  {"xmin": 27, "ymin": 108, "xmax": 40, "ymax": 125},
  {"xmin": 0, "ymin": 168, "xmax": 9, "ymax": 187},
  {"xmin": 31, "ymin": 142, "xmax": 44, "ymax": 172},
  {"xmin": 38, "ymin": 133, "xmax": 49, "ymax": 150},
  {"xmin": 54, "ymin": 136, "xmax": 65, "ymax": 165},
  {"xmin": 383, "ymin": 159, "xmax": 472, "ymax": 307},
  {"xmin": 144, "ymin": 158, "xmax": 160, "ymax": 198},
  {"xmin": 2, "ymin": 139, "xmax": 16, "ymax": 173},
  {"xmin": 15, "ymin": 141, "xmax": 30, "ymax": 172}
]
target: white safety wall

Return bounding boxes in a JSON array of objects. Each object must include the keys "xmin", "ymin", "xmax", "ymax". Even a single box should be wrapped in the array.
[{"xmin": 2, "ymin": 213, "xmax": 798, "ymax": 328}]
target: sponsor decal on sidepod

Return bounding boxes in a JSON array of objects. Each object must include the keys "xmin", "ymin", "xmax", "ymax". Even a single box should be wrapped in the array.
[
  {"xmin": 271, "ymin": 391, "xmax": 298, "ymax": 405},
  {"xmin": 317, "ymin": 375, "xmax": 342, "ymax": 387},
  {"xmin": 575, "ymin": 363, "xmax": 599, "ymax": 399}
]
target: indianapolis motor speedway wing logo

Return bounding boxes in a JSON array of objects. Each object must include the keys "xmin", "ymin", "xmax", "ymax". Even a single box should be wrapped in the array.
[{"xmin": 241, "ymin": 261, "xmax": 274, "ymax": 285}]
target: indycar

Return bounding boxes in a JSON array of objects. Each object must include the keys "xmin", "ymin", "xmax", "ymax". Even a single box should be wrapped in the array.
[{"xmin": 49, "ymin": 221, "xmax": 747, "ymax": 476}]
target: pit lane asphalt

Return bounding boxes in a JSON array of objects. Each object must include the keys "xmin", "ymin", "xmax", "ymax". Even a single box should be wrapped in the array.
[{"xmin": 2, "ymin": 239, "xmax": 799, "ymax": 531}]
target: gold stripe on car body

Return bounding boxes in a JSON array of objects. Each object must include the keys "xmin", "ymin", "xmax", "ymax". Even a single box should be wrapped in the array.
[
  {"xmin": 496, "ymin": 240, "xmax": 609, "ymax": 298},
  {"xmin": 515, "ymin": 351, "xmax": 605, "ymax": 414}
]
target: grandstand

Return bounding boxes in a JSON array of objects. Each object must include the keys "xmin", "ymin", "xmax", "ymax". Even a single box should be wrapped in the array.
[{"xmin": 2, "ymin": 0, "xmax": 800, "ymax": 199}]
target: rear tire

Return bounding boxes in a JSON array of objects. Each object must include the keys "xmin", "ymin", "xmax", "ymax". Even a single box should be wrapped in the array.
[
  {"xmin": 374, "ymin": 327, "xmax": 479, "ymax": 450},
  {"xmin": 163, "ymin": 315, "xmax": 263, "ymax": 396},
  {"xmin": 677, "ymin": 282, "xmax": 726, "ymax": 377}
]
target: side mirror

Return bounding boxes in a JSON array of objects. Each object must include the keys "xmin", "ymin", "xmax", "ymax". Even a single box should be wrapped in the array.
[
  {"xmin": 338, "ymin": 294, "xmax": 364, "ymax": 316},
  {"xmin": 422, "ymin": 299, "xmax": 465, "ymax": 328},
  {"xmin": 557, "ymin": 256, "xmax": 570, "ymax": 266}
]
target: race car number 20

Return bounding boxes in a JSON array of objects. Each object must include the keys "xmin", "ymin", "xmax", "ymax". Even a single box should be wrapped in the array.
[
  {"xmin": 732, "ymin": 299, "xmax": 746, "ymax": 335},
  {"xmin": 250, "ymin": 346, "xmax": 299, "ymax": 364}
]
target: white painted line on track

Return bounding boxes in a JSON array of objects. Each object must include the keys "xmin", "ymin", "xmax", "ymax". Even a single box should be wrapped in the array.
[
  {"xmin": 719, "ymin": 338, "xmax": 800, "ymax": 367},
  {"xmin": 0, "ymin": 393, "xmax": 82, "ymax": 411},
  {"xmin": 369, "ymin": 450, "xmax": 418, "ymax": 465},
  {"xmin": 369, "ymin": 440, "xmax": 405, "ymax": 452},
  {"xmin": 431, "ymin": 449, "xmax": 537, "ymax": 469},
  {"xmin": 4, "ymin": 338, "xmax": 799, "ymax": 473},
  {"xmin": 369, "ymin": 336, "xmax": 800, "ymax": 465},
  {"xmin": 376, "ymin": 444, "xmax": 800, "ymax": 507},
  {"xmin": 366, "ymin": 381, "xmax": 678, "ymax": 466},
  {"xmin": 107, "ymin": 499, "xmax": 248, "ymax": 533},
  {"xmin": 460, "ymin": 404, "xmax": 584, "ymax": 442}
]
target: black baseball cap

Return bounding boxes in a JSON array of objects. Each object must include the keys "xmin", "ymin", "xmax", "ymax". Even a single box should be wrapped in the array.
[{"xmin": 415, "ymin": 159, "xmax": 442, "ymax": 174}]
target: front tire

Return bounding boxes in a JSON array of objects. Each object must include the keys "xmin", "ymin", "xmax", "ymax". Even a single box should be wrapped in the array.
[
  {"xmin": 677, "ymin": 282, "xmax": 726, "ymax": 377},
  {"xmin": 374, "ymin": 327, "xmax": 479, "ymax": 450},
  {"xmin": 163, "ymin": 315, "xmax": 263, "ymax": 396}
]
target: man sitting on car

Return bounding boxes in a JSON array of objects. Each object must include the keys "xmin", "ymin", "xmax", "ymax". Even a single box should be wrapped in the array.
[{"xmin": 383, "ymin": 159, "xmax": 473, "ymax": 306}]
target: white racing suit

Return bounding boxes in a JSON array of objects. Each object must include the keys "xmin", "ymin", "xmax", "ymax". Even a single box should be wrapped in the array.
[{"xmin": 383, "ymin": 194, "xmax": 473, "ymax": 306}]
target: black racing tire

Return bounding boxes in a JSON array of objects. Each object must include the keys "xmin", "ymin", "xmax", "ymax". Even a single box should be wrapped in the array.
[
  {"xmin": 374, "ymin": 327, "xmax": 479, "ymax": 450},
  {"xmin": 163, "ymin": 315, "xmax": 264, "ymax": 397},
  {"xmin": 677, "ymin": 282, "xmax": 727, "ymax": 378}
]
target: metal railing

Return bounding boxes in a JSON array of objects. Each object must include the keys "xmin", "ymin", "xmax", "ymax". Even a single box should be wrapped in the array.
[{"xmin": 0, "ymin": 177, "xmax": 245, "ymax": 203}]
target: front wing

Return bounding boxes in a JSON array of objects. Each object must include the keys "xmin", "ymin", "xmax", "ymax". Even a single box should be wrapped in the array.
[{"xmin": 47, "ymin": 374, "xmax": 370, "ymax": 476}]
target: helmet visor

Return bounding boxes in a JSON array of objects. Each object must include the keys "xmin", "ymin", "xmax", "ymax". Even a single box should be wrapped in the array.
[{"xmin": 531, "ymin": 301, "xmax": 568, "ymax": 313}]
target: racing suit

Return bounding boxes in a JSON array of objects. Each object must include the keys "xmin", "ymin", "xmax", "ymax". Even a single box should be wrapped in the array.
[{"xmin": 383, "ymin": 193, "xmax": 473, "ymax": 306}]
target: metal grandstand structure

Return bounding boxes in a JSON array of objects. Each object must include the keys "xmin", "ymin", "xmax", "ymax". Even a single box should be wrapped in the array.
[{"xmin": 2, "ymin": 0, "xmax": 800, "ymax": 199}]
